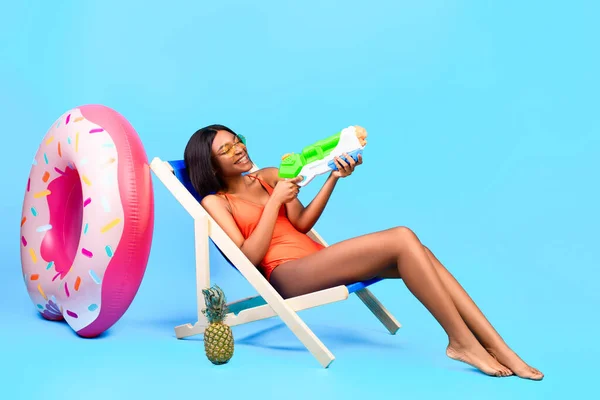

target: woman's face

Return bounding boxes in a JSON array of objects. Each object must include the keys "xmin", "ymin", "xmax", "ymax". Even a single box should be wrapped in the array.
[{"xmin": 211, "ymin": 130, "xmax": 253, "ymax": 176}]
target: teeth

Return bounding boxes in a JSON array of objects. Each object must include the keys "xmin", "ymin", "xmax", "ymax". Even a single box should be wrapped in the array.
[{"xmin": 236, "ymin": 156, "xmax": 248, "ymax": 164}]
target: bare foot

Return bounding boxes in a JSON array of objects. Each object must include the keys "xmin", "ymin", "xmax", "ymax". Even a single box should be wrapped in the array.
[
  {"xmin": 486, "ymin": 345, "xmax": 544, "ymax": 380},
  {"xmin": 447, "ymin": 341, "xmax": 513, "ymax": 377}
]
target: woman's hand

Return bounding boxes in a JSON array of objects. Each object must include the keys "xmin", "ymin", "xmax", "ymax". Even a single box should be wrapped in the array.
[
  {"xmin": 331, "ymin": 153, "xmax": 362, "ymax": 179},
  {"xmin": 271, "ymin": 175, "xmax": 303, "ymax": 205}
]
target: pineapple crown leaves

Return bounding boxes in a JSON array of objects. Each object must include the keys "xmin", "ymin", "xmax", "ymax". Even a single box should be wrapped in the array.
[{"xmin": 201, "ymin": 284, "xmax": 230, "ymax": 323}]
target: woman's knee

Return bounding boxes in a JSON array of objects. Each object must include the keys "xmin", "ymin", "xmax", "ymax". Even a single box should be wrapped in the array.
[
  {"xmin": 390, "ymin": 226, "xmax": 420, "ymax": 243},
  {"xmin": 386, "ymin": 226, "xmax": 426, "ymax": 259}
]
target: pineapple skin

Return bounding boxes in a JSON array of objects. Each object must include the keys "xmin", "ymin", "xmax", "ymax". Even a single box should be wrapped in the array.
[{"xmin": 204, "ymin": 321, "xmax": 234, "ymax": 365}]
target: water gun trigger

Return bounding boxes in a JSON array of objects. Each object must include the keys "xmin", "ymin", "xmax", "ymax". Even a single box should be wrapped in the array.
[{"xmin": 296, "ymin": 175, "xmax": 311, "ymax": 187}]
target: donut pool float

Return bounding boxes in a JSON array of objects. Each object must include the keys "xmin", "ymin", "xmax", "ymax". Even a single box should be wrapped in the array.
[{"xmin": 20, "ymin": 104, "xmax": 154, "ymax": 337}]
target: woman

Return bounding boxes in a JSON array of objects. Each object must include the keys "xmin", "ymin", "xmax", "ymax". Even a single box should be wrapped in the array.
[{"xmin": 184, "ymin": 124, "xmax": 543, "ymax": 380}]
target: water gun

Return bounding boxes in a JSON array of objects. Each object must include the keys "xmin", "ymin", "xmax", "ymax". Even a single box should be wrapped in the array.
[{"xmin": 278, "ymin": 125, "xmax": 368, "ymax": 186}]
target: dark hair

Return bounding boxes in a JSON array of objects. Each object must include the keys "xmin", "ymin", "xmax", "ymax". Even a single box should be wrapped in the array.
[{"xmin": 184, "ymin": 124, "xmax": 239, "ymax": 199}]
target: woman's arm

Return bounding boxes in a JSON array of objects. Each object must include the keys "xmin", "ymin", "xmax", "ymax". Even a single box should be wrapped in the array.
[
  {"xmin": 201, "ymin": 194, "xmax": 282, "ymax": 266},
  {"xmin": 260, "ymin": 153, "xmax": 360, "ymax": 233},
  {"xmin": 287, "ymin": 173, "xmax": 339, "ymax": 233}
]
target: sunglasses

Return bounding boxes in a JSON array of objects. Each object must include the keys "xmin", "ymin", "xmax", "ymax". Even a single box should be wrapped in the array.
[{"xmin": 217, "ymin": 134, "xmax": 246, "ymax": 157}]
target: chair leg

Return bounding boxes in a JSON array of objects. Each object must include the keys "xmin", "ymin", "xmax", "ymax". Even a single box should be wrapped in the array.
[
  {"xmin": 175, "ymin": 321, "xmax": 207, "ymax": 339},
  {"xmin": 355, "ymin": 288, "xmax": 402, "ymax": 334},
  {"xmin": 193, "ymin": 216, "xmax": 210, "ymax": 322},
  {"xmin": 174, "ymin": 216, "xmax": 211, "ymax": 340}
]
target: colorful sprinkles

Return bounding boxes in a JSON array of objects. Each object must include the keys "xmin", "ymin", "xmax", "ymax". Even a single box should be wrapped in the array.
[
  {"xmin": 34, "ymin": 190, "xmax": 51, "ymax": 198},
  {"xmin": 100, "ymin": 218, "xmax": 120, "ymax": 233},
  {"xmin": 29, "ymin": 248, "xmax": 37, "ymax": 263},
  {"xmin": 37, "ymin": 284, "xmax": 47, "ymax": 300},
  {"xmin": 89, "ymin": 270, "xmax": 101, "ymax": 284},
  {"xmin": 36, "ymin": 224, "xmax": 52, "ymax": 232}
]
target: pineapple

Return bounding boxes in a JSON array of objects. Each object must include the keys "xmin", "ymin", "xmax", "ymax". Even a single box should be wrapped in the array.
[{"xmin": 201, "ymin": 285, "xmax": 234, "ymax": 364}]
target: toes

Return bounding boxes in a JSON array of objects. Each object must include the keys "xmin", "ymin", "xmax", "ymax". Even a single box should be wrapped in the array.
[
  {"xmin": 497, "ymin": 363, "xmax": 513, "ymax": 377},
  {"xmin": 530, "ymin": 368, "xmax": 544, "ymax": 379},
  {"xmin": 494, "ymin": 367, "xmax": 513, "ymax": 377}
]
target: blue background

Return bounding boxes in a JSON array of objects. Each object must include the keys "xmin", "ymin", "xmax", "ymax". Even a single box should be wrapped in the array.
[{"xmin": 1, "ymin": 0, "xmax": 597, "ymax": 398}]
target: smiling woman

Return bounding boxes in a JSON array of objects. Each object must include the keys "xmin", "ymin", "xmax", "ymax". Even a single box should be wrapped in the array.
[{"xmin": 184, "ymin": 124, "xmax": 544, "ymax": 380}]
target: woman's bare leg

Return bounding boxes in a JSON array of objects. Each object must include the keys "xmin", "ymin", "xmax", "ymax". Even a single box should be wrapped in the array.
[
  {"xmin": 269, "ymin": 226, "xmax": 512, "ymax": 377},
  {"xmin": 422, "ymin": 246, "xmax": 543, "ymax": 380}
]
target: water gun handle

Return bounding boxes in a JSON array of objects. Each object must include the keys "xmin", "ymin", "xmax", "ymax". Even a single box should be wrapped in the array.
[{"xmin": 278, "ymin": 126, "xmax": 367, "ymax": 186}]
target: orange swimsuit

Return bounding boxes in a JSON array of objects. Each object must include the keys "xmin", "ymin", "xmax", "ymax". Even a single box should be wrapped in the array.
[{"xmin": 218, "ymin": 175, "xmax": 325, "ymax": 281}]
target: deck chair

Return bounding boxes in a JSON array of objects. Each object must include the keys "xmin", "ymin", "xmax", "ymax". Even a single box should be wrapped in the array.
[{"xmin": 150, "ymin": 156, "xmax": 402, "ymax": 368}]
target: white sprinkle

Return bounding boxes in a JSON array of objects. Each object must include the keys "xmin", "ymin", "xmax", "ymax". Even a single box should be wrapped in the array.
[
  {"xmin": 101, "ymin": 196, "xmax": 111, "ymax": 212},
  {"xmin": 36, "ymin": 224, "xmax": 52, "ymax": 232}
]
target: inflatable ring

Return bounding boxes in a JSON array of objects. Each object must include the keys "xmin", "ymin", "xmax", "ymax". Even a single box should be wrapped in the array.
[{"xmin": 20, "ymin": 104, "xmax": 154, "ymax": 337}]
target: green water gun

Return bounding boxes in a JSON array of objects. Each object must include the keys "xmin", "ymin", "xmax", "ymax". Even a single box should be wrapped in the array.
[{"xmin": 278, "ymin": 126, "xmax": 368, "ymax": 186}]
